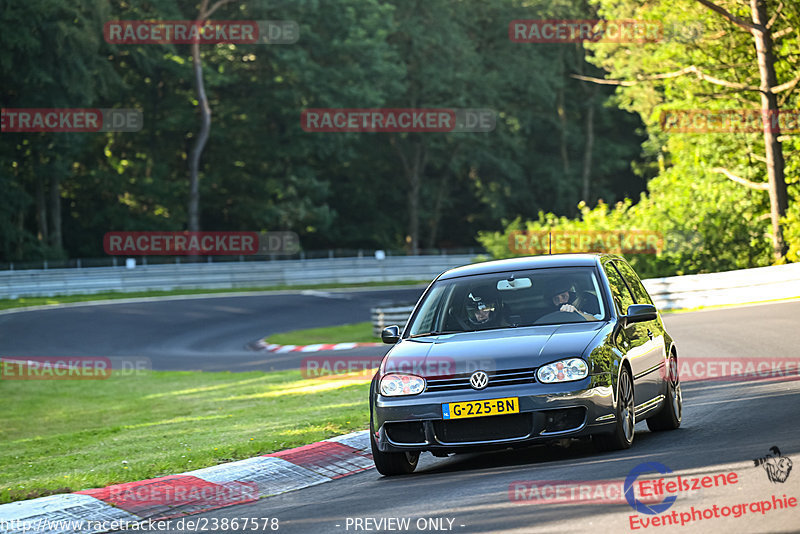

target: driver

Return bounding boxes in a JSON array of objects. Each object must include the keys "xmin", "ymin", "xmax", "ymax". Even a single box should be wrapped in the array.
[
  {"xmin": 464, "ymin": 287, "xmax": 504, "ymax": 328},
  {"xmin": 546, "ymin": 278, "xmax": 598, "ymax": 321}
]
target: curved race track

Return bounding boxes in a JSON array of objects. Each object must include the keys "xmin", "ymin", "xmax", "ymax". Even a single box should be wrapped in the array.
[{"xmin": 0, "ymin": 287, "xmax": 424, "ymax": 371}]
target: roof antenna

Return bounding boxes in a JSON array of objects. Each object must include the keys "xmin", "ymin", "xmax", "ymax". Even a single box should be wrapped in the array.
[{"xmin": 549, "ymin": 230, "xmax": 552, "ymax": 255}]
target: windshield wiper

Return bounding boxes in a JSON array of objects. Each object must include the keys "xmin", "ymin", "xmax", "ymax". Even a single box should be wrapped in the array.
[{"xmin": 409, "ymin": 330, "xmax": 460, "ymax": 338}]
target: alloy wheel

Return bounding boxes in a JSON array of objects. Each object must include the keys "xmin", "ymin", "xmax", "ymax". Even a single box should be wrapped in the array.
[
  {"xmin": 668, "ymin": 357, "xmax": 682, "ymax": 422},
  {"xmin": 620, "ymin": 370, "xmax": 635, "ymax": 442}
]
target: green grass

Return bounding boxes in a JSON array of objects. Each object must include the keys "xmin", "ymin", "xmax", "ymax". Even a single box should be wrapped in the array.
[
  {"xmin": 266, "ymin": 322, "xmax": 380, "ymax": 345},
  {"xmin": 0, "ymin": 369, "xmax": 371, "ymax": 504},
  {"xmin": 0, "ymin": 280, "xmax": 428, "ymax": 311}
]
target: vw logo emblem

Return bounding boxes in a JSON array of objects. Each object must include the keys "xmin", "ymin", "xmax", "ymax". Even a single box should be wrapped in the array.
[{"xmin": 470, "ymin": 371, "xmax": 489, "ymax": 390}]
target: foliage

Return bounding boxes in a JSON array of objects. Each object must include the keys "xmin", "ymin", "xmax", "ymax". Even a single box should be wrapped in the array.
[
  {"xmin": 479, "ymin": 158, "xmax": 774, "ymax": 278},
  {"xmin": 0, "ymin": 0, "xmax": 646, "ymax": 261},
  {"xmin": 480, "ymin": 0, "xmax": 799, "ymax": 276},
  {"xmin": 784, "ymin": 187, "xmax": 800, "ymax": 263}
]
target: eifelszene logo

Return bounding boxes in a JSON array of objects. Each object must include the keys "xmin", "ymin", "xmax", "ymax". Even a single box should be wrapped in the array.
[
  {"xmin": 754, "ymin": 446, "xmax": 793, "ymax": 483},
  {"xmin": 625, "ymin": 462, "xmax": 677, "ymax": 515}
]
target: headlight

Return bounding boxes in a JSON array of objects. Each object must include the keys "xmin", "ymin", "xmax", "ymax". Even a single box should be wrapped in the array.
[
  {"xmin": 537, "ymin": 359, "xmax": 588, "ymax": 383},
  {"xmin": 380, "ymin": 373, "xmax": 425, "ymax": 396}
]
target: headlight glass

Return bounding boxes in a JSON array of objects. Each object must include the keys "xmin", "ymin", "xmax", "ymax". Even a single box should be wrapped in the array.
[
  {"xmin": 537, "ymin": 358, "xmax": 588, "ymax": 383},
  {"xmin": 380, "ymin": 373, "xmax": 425, "ymax": 396}
]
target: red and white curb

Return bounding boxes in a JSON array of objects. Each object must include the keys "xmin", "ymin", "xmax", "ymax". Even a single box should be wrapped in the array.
[
  {"xmin": 0, "ymin": 431, "xmax": 371, "ymax": 534},
  {"xmin": 254, "ymin": 340, "xmax": 381, "ymax": 353}
]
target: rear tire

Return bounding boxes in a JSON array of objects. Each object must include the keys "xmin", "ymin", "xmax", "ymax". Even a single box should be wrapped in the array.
[
  {"xmin": 647, "ymin": 353, "xmax": 682, "ymax": 431},
  {"xmin": 370, "ymin": 421, "xmax": 419, "ymax": 476},
  {"xmin": 594, "ymin": 366, "xmax": 635, "ymax": 451}
]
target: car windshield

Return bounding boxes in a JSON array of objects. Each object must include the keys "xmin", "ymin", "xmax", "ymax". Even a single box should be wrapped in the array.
[{"xmin": 407, "ymin": 267, "xmax": 607, "ymax": 337}]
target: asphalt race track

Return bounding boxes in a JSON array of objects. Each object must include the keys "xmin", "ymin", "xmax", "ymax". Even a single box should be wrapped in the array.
[
  {"xmin": 3, "ymin": 295, "xmax": 800, "ymax": 532},
  {"xmin": 0, "ymin": 287, "xmax": 424, "ymax": 372}
]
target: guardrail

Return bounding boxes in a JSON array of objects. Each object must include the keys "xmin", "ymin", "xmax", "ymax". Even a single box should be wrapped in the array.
[
  {"xmin": 371, "ymin": 306, "xmax": 418, "ymax": 337},
  {"xmin": 4, "ymin": 252, "xmax": 798, "ymax": 320},
  {"xmin": 369, "ymin": 262, "xmax": 800, "ymax": 335},
  {"xmin": 642, "ymin": 261, "xmax": 800, "ymax": 311},
  {"xmin": 0, "ymin": 255, "xmax": 476, "ymax": 299}
]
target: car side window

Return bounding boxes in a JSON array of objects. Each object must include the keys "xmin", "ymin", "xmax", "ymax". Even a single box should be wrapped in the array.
[
  {"xmin": 603, "ymin": 261, "xmax": 635, "ymax": 315},
  {"xmin": 614, "ymin": 260, "xmax": 653, "ymax": 305}
]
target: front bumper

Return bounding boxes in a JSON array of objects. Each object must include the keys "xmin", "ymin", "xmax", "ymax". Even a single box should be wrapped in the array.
[{"xmin": 372, "ymin": 375, "xmax": 615, "ymax": 453}]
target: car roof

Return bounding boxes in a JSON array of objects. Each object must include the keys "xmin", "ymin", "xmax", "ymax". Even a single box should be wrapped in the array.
[{"xmin": 438, "ymin": 253, "xmax": 618, "ymax": 280}]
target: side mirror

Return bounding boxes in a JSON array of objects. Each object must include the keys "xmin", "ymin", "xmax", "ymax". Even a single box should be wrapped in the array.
[
  {"xmin": 623, "ymin": 304, "xmax": 657, "ymax": 325},
  {"xmin": 381, "ymin": 325, "xmax": 401, "ymax": 344}
]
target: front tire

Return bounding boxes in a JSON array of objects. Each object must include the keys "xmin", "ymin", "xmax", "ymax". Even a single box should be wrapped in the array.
[
  {"xmin": 594, "ymin": 366, "xmax": 635, "ymax": 451},
  {"xmin": 370, "ymin": 420, "xmax": 419, "ymax": 476},
  {"xmin": 647, "ymin": 353, "xmax": 682, "ymax": 431}
]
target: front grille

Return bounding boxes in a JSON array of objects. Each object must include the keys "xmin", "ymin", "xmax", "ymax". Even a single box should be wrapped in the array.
[
  {"xmin": 433, "ymin": 413, "xmax": 533, "ymax": 443},
  {"xmin": 385, "ymin": 421, "xmax": 426, "ymax": 444},
  {"xmin": 425, "ymin": 367, "xmax": 535, "ymax": 392}
]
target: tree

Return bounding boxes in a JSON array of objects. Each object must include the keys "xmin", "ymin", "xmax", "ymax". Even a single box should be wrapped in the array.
[
  {"xmin": 187, "ymin": 0, "xmax": 236, "ymax": 233},
  {"xmin": 579, "ymin": 0, "xmax": 799, "ymax": 261},
  {"xmin": 0, "ymin": 0, "xmax": 121, "ymax": 259},
  {"xmin": 0, "ymin": 0, "xmax": 650, "ymax": 261}
]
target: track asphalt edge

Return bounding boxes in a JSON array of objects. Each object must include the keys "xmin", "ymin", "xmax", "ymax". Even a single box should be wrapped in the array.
[{"xmin": 0, "ymin": 430, "xmax": 371, "ymax": 533}]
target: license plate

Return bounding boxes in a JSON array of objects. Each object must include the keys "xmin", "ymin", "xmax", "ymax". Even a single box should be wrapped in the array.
[{"xmin": 442, "ymin": 397, "xmax": 519, "ymax": 420}]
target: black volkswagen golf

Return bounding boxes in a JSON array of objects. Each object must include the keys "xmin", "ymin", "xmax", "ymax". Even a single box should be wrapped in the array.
[{"xmin": 369, "ymin": 254, "xmax": 682, "ymax": 475}]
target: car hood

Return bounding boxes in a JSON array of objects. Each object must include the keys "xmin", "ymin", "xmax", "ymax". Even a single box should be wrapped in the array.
[{"xmin": 384, "ymin": 322, "xmax": 606, "ymax": 377}]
